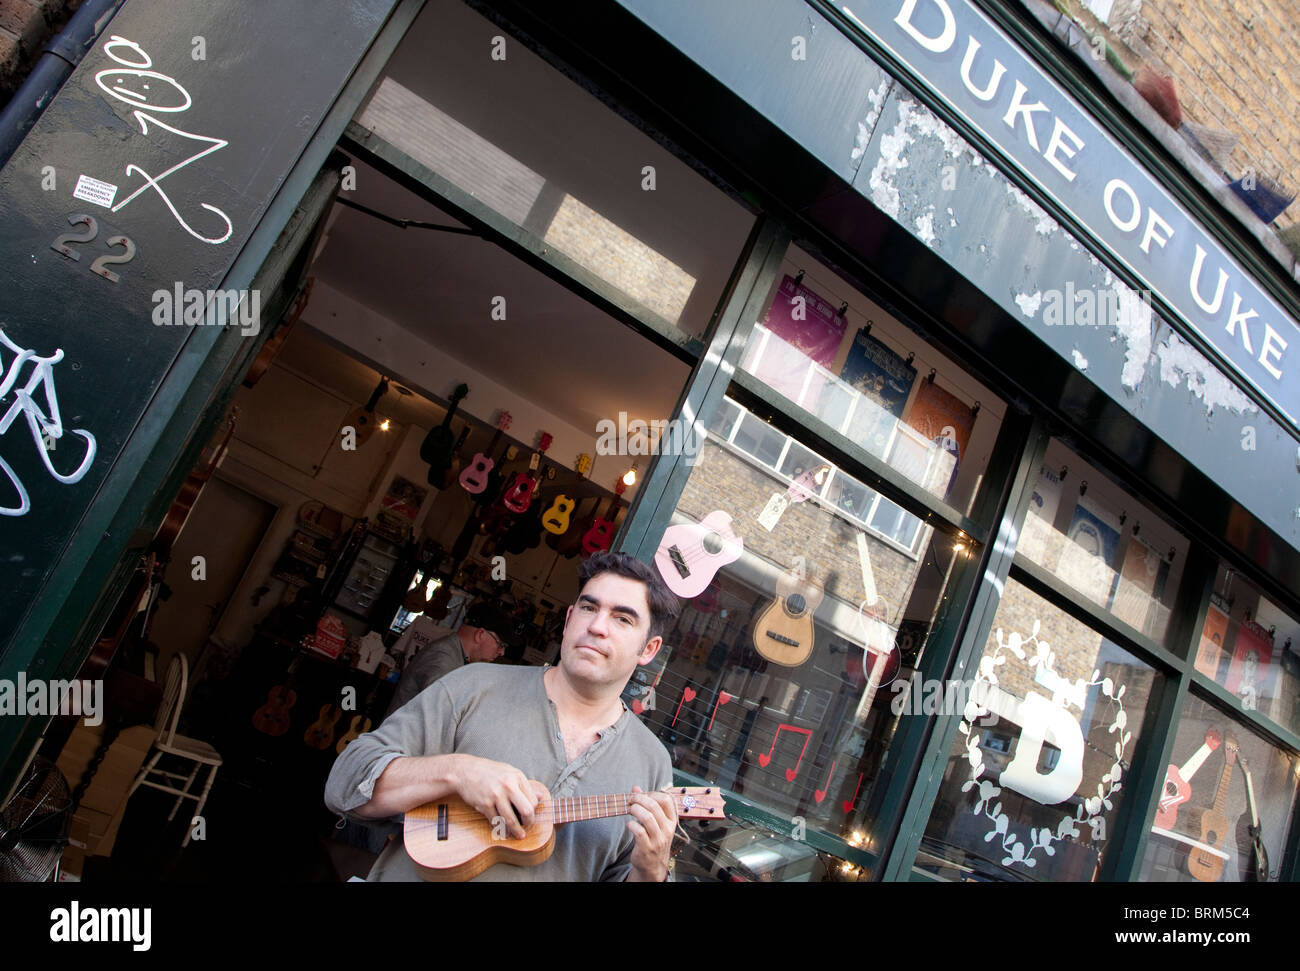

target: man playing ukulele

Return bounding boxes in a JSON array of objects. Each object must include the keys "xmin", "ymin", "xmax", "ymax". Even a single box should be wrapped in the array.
[{"xmin": 325, "ymin": 551, "xmax": 681, "ymax": 881}]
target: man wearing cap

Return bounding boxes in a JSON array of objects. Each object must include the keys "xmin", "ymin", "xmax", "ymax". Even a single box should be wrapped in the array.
[{"xmin": 385, "ymin": 601, "xmax": 517, "ymax": 717}]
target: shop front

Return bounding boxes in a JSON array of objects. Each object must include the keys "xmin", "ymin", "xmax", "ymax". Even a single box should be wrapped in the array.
[{"xmin": 0, "ymin": 0, "xmax": 1297, "ymax": 884}]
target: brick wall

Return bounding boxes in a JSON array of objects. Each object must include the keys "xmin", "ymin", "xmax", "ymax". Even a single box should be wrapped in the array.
[
  {"xmin": 0, "ymin": 0, "xmax": 82, "ymax": 103},
  {"xmin": 1113, "ymin": 1, "xmax": 1300, "ymax": 230}
]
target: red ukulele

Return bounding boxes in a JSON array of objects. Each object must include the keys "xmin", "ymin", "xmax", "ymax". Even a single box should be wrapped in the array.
[
  {"xmin": 1154, "ymin": 728, "xmax": 1220, "ymax": 830},
  {"xmin": 580, "ymin": 495, "xmax": 621, "ymax": 556},
  {"xmin": 500, "ymin": 432, "xmax": 552, "ymax": 513}
]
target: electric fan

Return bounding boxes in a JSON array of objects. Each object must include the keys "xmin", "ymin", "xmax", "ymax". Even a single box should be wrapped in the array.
[{"xmin": 0, "ymin": 756, "xmax": 72, "ymax": 882}]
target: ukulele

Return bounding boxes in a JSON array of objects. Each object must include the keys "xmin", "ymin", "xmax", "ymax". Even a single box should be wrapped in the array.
[
  {"xmin": 548, "ymin": 454, "xmax": 592, "ymax": 553},
  {"xmin": 421, "ymin": 383, "xmax": 470, "ymax": 484},
  {"xmin": 252, "ymin": 657, "xmax": 302, "ymax": 736},
  {"xmin": 458, "ymin": 411, "xmax": 512, "ymax": 494},
  {"xmin": 500, "ymin": 432, "xmax": 552, "ymax": 514},
  {"xmin": 303, "ymin": 703, "xmax": 343, "ymax": 750},
  {"xmin": 439, "ymin": 424, "xmax": 473, "ymax": 491},
  {"xmin": 542, "ymin": 493, "xmax": 575, "ymax": 535},
  {"xmin": 654, "ymin": 510, "xmax": 744, "ymax": 599},
  {"xmin": 1188, "ymin": 736, "xmax": 1238, "ymax": 882},
  {"xmin": 580, "ymin": 496, "xmax": 621, "ymax": 556},
  {"xmin": 341, "ymin": 377, "xmax": 389, "ymax": 448},
  {"xmin": 752, "ymin": 569, "xmax": 824, "ymax": 667},
  {"xmin": 1237, "ymin": 753, "xmax": 1270, "ymax": 881},
  {"xmin": 404, "ymin": 785, "xmax": 726, "ymax": 881},
  {"xmin": 1154, "ymin": 728, "xmax": 1220, "ymax": 830}
]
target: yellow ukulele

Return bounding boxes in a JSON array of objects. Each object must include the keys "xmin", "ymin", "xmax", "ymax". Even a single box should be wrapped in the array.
[
  {"xmin": 752, "ymin": 570, "xmax": 824, "ymax": 667},
  {"xmin": 404, "ymin": 785, "xmax": 726, "ymax": 881}
]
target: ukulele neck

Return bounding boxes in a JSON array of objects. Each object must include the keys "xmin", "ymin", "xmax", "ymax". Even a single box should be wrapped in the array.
[{"xmin": 542, "ymin": 793, "xmax": 640, "ymax": 825}]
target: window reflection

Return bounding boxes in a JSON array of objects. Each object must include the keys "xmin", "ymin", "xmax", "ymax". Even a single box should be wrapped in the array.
[
  {"xmin": 1140, "ymin": 696, "xmax": 1298, "ymax": 883},
  {"xmin": 629, "ymin": 415, "xmax": 968, "ymax": 852},
  {"xmin": 919, "ymin": 578, "xmax": 1157, "ymax": 881}
]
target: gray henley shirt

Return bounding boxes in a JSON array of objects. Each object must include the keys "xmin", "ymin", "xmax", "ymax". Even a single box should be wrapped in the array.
[{"xmin": 324, "ymin": 663, "xmax": 673, "ymax": 881}]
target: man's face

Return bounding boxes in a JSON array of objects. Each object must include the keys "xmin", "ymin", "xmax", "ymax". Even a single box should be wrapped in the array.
[
  {"xmin": 560, "ymin": 572, "xmax": 662, "ymax": 692},
  {"xmin": 466, "ymin": 626, "xmax": 506, "ymax": 663}
]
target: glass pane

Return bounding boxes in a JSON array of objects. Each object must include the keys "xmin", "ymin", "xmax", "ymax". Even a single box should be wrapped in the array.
[
  {"xmin": 917, "ymin": 578, "xmax": 1159, "ymax": 881},
  {"xmin": 1017, "ymin": 439, "xmax": 1189, "ymax": 646},
  {"xmin": 1193, "ymin": 563, "xmax": 1300, "ymax": 736},
  {"xmin": 673, "ymin": 812, "xmax": 868, "ymax": 882},
  {"xmin": 627, "ymin": 407, "xmax": 969, "ymax": 866},
  {"xmin": 737, "ymin": 247, "xmax": 1005, "ymax": 515},
  {"xmin": 1140, "ymin": 696, "xmax": 1298, "ymax": 883},
  {"xmin": 351, "ymin": 0, "xmax": 753, "ymax": 338}
]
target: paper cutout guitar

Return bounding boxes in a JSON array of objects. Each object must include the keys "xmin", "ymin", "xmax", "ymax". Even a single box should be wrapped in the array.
[
  {"xmin": 1237, "ymin": 753, "xmax": 1270, "ymax": 882},
  {"xmin": 752, "ymin": 569, "xmax": 824, "ymax": 667},
  {"xmin": 654, "ymin": 510, "xmax": 744, "ymax": 599},
  {"xmin": 1154, "ymin": 728, "xmax": 1220, "ymax": 829},
  {"xmin": 1188, "ymin": 735, "xmax": 1238, "ymax": 882},
  {"xmin": 404, "ymin": 785, "xmax": 726, "ymax": 881}
]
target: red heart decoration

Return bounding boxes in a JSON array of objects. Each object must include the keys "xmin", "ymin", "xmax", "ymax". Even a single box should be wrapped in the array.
[
  {"xmin": 631, "ymin": 700, "xmax": 644, "ymax": 715},
  {"xmin": 757, "ymin": 754, "xmax": 771, "ymax": 767},
  {"xmin": 814, "ymin": 788, "xmax": 827, "ymax": 804},
  {"xmin": 682, "ymin": 687, "xmax": 697, "ymax": 703},
  {"xmin": 842, "ymin": 799, "xmax": 854, "ymax": 813},
  {"xmin": 785, "ymin": 768, "xmax": 798, "ymax": 782},
  {"xmin": 717, "ymin": 691, "xmax": 732, "ymax": 706}
]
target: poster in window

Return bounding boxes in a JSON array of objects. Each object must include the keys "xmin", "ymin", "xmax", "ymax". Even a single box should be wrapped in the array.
[
  {"xmin": 1194, "ymin": 597, "xmax": 1230, "ymax": 679},
  {"xmin": 1225, "ymin": 619, "xmax": 1274, "ymax": 704},
  {"xmin": 1110, "ymin": 537, "xmax": 1169, "ymax": 633},
  {"xmin": 1055, "ymin": 497, "xmax": 1122, "ymax": 604},
  {"xmin": 380, "ymin": 474, "xmax": 427, "ymax": 524},
  {"xmin": 743, "ymin": 274, "xmax": 847, "ymax": 405},
  {"xmin": 906, "ymin": 379, "xmax": 975, "ymax": 494},
  {"xmin": 1019, "ymin": 464, "xmax": 1064, "ymax": 564},
  {"xmin": 836, "ymin": 328, "xmax": 916, "ymax": 458}
]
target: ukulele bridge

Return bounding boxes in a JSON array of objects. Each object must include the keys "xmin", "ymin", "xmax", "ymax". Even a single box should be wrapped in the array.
[
  {"xmin": 437, "ymin": 804, "xmax": 449, "ymax": 841},
  {"xmin": 765, "ymin": 631, "xmax": 800, "ymax": 647},
  {"xmin": 668, "ymin": 545, "xmax": 690, "ymax": 579}
]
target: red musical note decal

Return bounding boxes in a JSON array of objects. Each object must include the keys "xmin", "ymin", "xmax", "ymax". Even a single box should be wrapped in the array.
[
  {"xmin": 671, "ymin": 686, "xmax": 697, "ymax": 727},
  {"xmin": 814, "ymin": 759, "xmax": 837, "ymax": 804},
  {"xmin": 842, "ymin": 772, "xmax": 864, "ymax": 814},
  {"xmin": 707, "ymin": 690, "xmax": 732, "ymax": 731},
  {"xmin": 757, "ymin": 723, "xmax": 813, "ymax": 781}
]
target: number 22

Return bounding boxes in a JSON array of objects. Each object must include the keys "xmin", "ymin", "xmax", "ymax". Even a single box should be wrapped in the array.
[{"xmin": 50, "ymin": 213, "xmax": 136, "ymax": 284}]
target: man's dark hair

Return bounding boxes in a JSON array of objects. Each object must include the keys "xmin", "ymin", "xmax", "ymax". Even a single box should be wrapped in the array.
[{"xmin": 578, "ymin": 550, "xmax": 680, "ymax": 642}]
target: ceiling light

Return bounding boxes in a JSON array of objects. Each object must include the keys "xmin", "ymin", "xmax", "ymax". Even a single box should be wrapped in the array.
[{"xmin": 623, "ymin": 466, "xmax": 637, "ymax": 486}]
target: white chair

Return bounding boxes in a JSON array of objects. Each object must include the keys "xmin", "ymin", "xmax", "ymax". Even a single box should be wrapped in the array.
[{"xmin": 127, "ymin": 653, "xmax": 223, "ymax": 847}]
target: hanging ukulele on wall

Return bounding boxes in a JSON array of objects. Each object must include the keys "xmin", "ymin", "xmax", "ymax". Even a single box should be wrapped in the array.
[{"xmin": 752, "ymin": 569, "xmax": 824, "ymax": 667}]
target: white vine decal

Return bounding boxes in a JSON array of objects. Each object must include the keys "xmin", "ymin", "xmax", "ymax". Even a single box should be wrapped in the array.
[{"xmin": 959, "ymin": 619, "xmax": 1132, "ymax": 868}]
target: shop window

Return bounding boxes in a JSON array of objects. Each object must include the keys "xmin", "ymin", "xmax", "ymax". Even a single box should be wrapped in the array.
[
  {"xmin": 351, "ymin": 0, "xmax": 753, "ymax": 339},
  {"xmin": 673, "ymin": 813, "xmax": 869, "ymax": 882},
  {"xmin": 917, "ymin": 578, "xmax": 1159, "ymax": 882},
  {"xmin": 1192, "ymin": 564, "xmax": 1300, "ymax": 736},
  {"xmin": 737, "ymin": 248, "xmax": 1004, "ymax": 516},
  {"xmin": 1139, "ymin": 695, "xmax": 1298, "ymax": 883},
  {"xmin": 630, "ymin": 411, "xmax": 969, "ymax": 864},
  {"xmin": 1018, "ymin": 439, "xmax": 1189, "ymax": 647}
]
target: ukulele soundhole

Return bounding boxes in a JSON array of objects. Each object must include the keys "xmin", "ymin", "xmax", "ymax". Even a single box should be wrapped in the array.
[
  {"xmin": 702, "ymin": 532, "xmax": 723, "ymax": 556},
  {"xmin": 787, "ymin": 593, "xmax": 806, "ymax": 615}
]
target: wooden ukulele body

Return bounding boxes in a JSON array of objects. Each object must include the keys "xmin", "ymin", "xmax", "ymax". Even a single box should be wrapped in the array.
[
  {"xmin": 753, "ymin": 573, "xmax": 824, "ymax": 667},
  {"xmin": 405, "ymin": 783, "xmax": 555, "ymax": 881}
]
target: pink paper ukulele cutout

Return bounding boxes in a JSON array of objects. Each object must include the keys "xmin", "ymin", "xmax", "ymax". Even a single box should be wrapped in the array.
[{"xmin": 757, "ymin": 723, "xmax": 812, "ymax": 781}]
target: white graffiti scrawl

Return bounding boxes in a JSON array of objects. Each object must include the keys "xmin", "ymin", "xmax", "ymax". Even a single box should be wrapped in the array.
[{"xmin": 0, "ymin": 330, "xmax": 96, "ymax": 517}]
